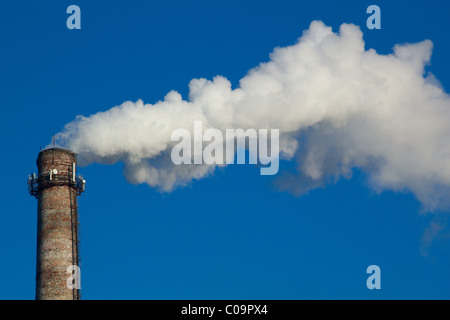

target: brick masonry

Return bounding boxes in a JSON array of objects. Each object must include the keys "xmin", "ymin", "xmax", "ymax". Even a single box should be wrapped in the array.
[{"xmin": 35, "ymin": 148, "xmax": 80, "ymax": 300}]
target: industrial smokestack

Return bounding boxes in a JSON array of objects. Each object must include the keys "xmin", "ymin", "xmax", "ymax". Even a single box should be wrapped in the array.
[{"xmin": 28, "ymin": 148, "xmax": 86, "ymax": 300}]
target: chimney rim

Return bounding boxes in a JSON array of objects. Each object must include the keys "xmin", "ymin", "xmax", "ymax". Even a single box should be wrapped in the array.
[{"xmin": 38, "ymin": 147, "xmax": 77, "ymax": 157}]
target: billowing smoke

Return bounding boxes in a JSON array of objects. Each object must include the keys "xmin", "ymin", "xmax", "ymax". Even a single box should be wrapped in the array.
[{"xmin": 55, "ymin": 21, "xmax": 450, "ymax": 211}]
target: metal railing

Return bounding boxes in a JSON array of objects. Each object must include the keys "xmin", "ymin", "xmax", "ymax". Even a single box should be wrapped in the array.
[{"xmin": 28, "ymin": 171, "xmax": 85, "ymax": 197}]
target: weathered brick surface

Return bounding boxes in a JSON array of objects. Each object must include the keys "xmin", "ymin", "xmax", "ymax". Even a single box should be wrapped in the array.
[{"xmin": 35, "ymin": 148, "xmax": 80, "ymax": 300}]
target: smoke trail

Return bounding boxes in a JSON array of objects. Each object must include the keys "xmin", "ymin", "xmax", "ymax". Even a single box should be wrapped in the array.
[{"xmin": 55, "ymin": 21, "xmax": 450, "ymax": 211}]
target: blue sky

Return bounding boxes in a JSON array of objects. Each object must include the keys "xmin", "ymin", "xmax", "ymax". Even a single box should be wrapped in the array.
[{"xmin": 1, "ymin": 0, "xmax": 450, "ymax": 299}]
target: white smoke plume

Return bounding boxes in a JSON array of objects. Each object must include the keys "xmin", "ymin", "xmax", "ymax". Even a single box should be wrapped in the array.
[{"xmin": 55, "ymin": 21, "xmax": 450, "ymax": 211}]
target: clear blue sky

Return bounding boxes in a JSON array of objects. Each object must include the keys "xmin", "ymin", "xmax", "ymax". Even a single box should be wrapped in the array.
[{"xmin": 1, "ymin": 0, "xmax": 449, "ymax": 299}]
